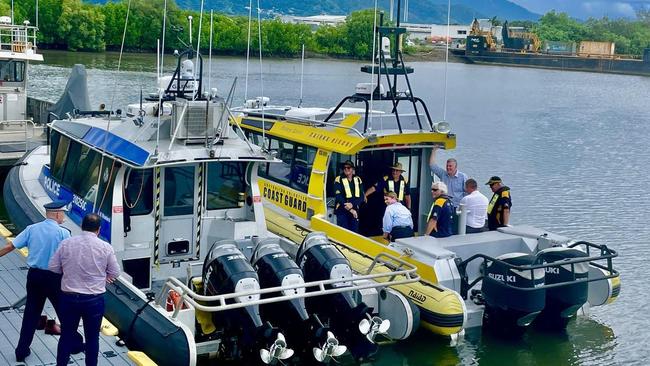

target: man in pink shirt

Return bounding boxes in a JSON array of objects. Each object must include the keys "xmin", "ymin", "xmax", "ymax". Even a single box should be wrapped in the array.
[{"xmin": 49, "ymin": 213, "xmax": 120, "ymax": 366}]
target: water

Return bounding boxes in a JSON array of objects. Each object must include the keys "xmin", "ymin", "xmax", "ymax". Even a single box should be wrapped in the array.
[{"xmin": 7, "ymin": 49, "xmax": 650, "ymax": 365}]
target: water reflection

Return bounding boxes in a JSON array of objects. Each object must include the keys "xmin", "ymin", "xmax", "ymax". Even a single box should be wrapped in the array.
[{"xmin": 18, "ymin": 50, "xmax": 650, "ymax": 365}]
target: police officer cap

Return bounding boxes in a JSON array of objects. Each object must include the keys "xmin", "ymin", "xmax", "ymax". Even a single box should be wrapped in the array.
[
  {"xmin": 485, "ymin": 176, "xmax": 502, "ymax": 185},
  {"xmin": 342, "ymin": 160, "xmax": 355, "ymax": 168},
  {"xmin": 44, "ymin": 200, "xmax": 70, "ymax": 211}
]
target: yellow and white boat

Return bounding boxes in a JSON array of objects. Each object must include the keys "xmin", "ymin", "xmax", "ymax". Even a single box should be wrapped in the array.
[{"xmin": 232, "ymin": 8, "xmax": 620, "ymax": 337}]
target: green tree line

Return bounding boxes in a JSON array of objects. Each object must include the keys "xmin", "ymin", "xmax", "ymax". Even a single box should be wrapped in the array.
[
  {"xmin": 3, "ymin": 0, "xmax": 650, "ymax": 56},
  {"xmin": 3, "ymin": 0, "xmax": 378, "ymax": 58}
]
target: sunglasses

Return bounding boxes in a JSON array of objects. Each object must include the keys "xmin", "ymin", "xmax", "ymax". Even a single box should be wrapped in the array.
[
  {"xmin": 431, "ymin": 188, "xmax": 439, "ymax": 192},
  {"xmin": 344, "ymin": 166, "xmax": 353, "ymax": 169}
]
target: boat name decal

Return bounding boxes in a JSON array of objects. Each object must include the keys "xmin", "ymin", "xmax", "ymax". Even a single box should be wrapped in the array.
[
  {"xmin": 72, "ymin": 194, "xmax": 87, "ymax": 211},
  {"xmin": 262, "ymin": 185, "xmax": 307, "ymax": 213},
  {"xmin": 408, "ymin": 290, "xmax": 427, "ymax": 303},
  {"xmin": 307, "ymin": 131, "xmax": 354, "ymax": 148},
  {"xmin": 488, "ymin": 273, "xmax": 516, "ymax": 283},
  {"xmin": 43, "ymin": 176, "xmax": 61, "ymax": 196},
  {"xmin": 546, "ymin": 267, "xmax": 560, "ymax": 274}
]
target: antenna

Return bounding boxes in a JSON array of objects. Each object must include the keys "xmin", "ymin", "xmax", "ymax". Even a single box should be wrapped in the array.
[
  {"xmin": 299, "ymin": 44, "xmax": 305, "ymax": 107},
  {"xmin": 245, "ymin": 0, "xmax": 253, "ymax": 101},
  {"xmin": 442, "ymin": 0, "xmax": 450, "ymax": 122},
  {"xmin": 188, "ymin": 15, "xmax": 193, "ymax": 44},
  {"xmin": 208, "ymin": 10, "xmax": 213, "ymax": 95}
]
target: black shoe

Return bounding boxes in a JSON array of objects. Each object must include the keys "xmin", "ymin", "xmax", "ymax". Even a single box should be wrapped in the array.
[
  {"xmin": 15, "ymin": 349, "xmax": 31, "ymax": 362},
  {"xmin": 72, "ymin": 343, "xmax": 85, "ymax": 355}
]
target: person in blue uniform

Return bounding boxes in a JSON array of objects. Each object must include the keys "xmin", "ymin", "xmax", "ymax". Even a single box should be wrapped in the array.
[
  {"xmin": 424, "ymin": 182, "xmax": 455, "ymax": 238},
  {"xmin": 486, "ymin": 176, "xmax": 512, "ymax": 230},
  {"xmin": 0, "ymin": 200, "xmax": 81, "ymax": 362},
  {"xmin": 365, "ymin": 162, "xmax": 411, "ymax": 209},
  {"xmin": 334, "ymin": 160, "xmax": 364, "ymax": 233}
]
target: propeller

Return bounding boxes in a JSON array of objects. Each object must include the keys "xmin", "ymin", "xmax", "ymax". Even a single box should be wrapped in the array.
[
  {"xmin": 358, "ymin": 315, "xmax": 391, "ymax": 343},
  {"xmin": 260, "ymin": 333, "xmax": 294, "ymax": 365},
  {"xmin": 313, "ymin": 331, "xmax": 347, "ymax": 363}
]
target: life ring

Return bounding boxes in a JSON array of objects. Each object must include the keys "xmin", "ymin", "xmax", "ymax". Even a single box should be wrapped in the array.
[{"xmin": 166, "ymin": 290, "xmax": 188, "ymax": 311}]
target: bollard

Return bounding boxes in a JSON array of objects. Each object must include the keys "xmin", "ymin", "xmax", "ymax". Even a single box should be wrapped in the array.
[{"xmin": 457, "ymin": 203, "xmax": 467, "ymax": 235}]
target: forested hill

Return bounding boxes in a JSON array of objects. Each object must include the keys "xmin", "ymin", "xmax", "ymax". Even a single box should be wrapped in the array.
[{"xmin": 83, "ymin": 0, "xmax": 541, "ymax": 23}]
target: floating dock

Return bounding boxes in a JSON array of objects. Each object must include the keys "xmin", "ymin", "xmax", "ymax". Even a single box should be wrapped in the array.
[{"xmin": 0, "ymin": 223, "xmax": 137, "ymax": 366}]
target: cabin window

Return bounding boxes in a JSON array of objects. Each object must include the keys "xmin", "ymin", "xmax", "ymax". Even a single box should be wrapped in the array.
[
  {"xmin": 51, "ymin": 134, "xmax": 71, "ymax": 181},
  {"xmin": 61, "ymin": 141, "xmax": 82, "ymax": 188},
  {"xmin": 0, "ymin": 60, "xmax": 25, "ymax": 82},
  {"xmin": 164, "ymin": 166, "xmax": 195, "ymax": 216},
  {"xmin": 96, "ymin": 158, "xmax": 120, "ymax": 233},
  {"xmin": 290, "ymin": 145, "xmax": 316, "ymax": 192},
  {"xmin": 72, "ymin": 145, "xmax": 102, "ymax": 201},
  {"xmin": 206, "ymin": 162, "xmax": 247, "ymax": 210},
  {"xmin": 124, "ymin": 168, "xmax": 153, "ymax": 215},
  {"xmin": 266, "ymin": 140, "xmax": 294, "ymax": 185}
]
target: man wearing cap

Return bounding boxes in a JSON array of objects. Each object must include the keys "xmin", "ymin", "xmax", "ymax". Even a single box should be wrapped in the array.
[
  {"xmin": 382, "ymin": 191, "xmax": 414, "ymax": 241},
  {"xmin": 485, "ymin": 176, "xmax": 512, "ymax": 230},
  {"xmin": 429, "ymin": 147, "xmax": 467, "ymax": 207},
  {"xmin": 425, "ymin": 182, "xmax": 455, "ymax": 238},
  {"xmin": 459, "ymin": 178, "xmax": 489, "ymax": 233},
  {"xmin": 365, "ymin": 162, "xmax": 411, "ymax": 209},
  {"xmin": 0, "ymin": 200, "xmax": 77, "ymax": 362},
  {"xmin": 50, "ymin": 213, "xmax": 120, "ymax": 366},
  {"xmin": 334, "ymin": 160, "xmax": 364, "ymax": 232}
]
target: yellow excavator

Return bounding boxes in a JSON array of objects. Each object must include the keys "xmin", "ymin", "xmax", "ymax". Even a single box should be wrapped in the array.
[{"xmin": 470, "ymin": 18, "xmax": 497, "ymax": 50}]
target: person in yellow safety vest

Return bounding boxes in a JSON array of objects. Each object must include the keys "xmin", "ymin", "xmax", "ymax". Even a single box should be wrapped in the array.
[
  {"xmin": 485, "ymin": 176, "xmax": 512, "ymax": 230},
  {"xmin": 364, "ymin": 162, "xmax": 411, "ymax": 210},
  {"xmin": 334, "ymin": 160, "xmax": 364, "ymax": 233},
  {"xmin": 424, "ymin": 181, "xmax": 454, "ymax": 238}
]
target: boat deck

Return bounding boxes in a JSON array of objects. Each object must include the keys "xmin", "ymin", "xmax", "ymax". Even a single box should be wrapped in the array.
[
  {"xmin": 0, "ymin": 123, "xmax": 47, "ymax": 167},
  {"xmin": 0, "ymin": 235, "xmax": 134, "ymax": 365}
]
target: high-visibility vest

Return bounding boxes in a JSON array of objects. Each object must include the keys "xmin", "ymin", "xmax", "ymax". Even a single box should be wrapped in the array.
[
  {"xmin": 342, "ymin": 176, "xmax": 361, "ymax": 198},
  {"xmin": 386, "ymin": 177, "xmax": 406, "ymax": 202}
]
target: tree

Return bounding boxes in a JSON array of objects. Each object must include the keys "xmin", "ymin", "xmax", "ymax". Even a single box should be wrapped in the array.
[{"xmin": 57, "ymin": 0, "xmax": 105, "ymax": 51}]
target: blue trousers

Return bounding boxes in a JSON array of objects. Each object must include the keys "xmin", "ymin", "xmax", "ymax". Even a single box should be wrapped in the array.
[
  {"xmin": 336, "ymin": 212, "xmax": 359, "ymax": 233},
  {"xmin": 57, "ymin": 292, "xmax": 105, "ymax": 366},
  {"xmin": 16, "ymin": 268, "xmax": 62, "ymax": 358}
]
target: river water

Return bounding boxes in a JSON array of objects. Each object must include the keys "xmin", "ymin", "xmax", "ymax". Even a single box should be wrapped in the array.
[{"xmin": 4, "ymin": 49, "xmax": 649, "ymax": 365}]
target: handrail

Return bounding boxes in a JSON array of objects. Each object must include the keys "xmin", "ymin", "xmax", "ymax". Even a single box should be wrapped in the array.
[
  {"xmin": 0, "ymin": 24, "xmax": 40, "ymax": 53},
  {"xmin": 157, "ymin": 252, "xmax": 420, "ymax": 319},
  {"xmin": 0, "ymin": 119, "xmax": 44, "ymax": 152},
  {"xmin": 240, "ymin": 109, "xmax": 366, "ymax": 138},
  {"xmin": 457, "ymin": 241, "xmax": 618, "ymax": 298}
]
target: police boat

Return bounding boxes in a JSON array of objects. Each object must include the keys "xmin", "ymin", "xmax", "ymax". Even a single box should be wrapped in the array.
[
  {"xmin": 3, "ymin": 48, "xmax": 421, "ymax": 365},
  {"xmin": 231, "ymin": 3, "xmax": 621, "ymax": 338}
]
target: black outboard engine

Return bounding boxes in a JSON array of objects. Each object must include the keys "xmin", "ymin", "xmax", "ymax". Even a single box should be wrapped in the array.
[
  {"xmin": 534, "ymin": 247, "xmax": 589, "ymax": 329},
  {"xmin": 252, "ymin": 239, "xmax": 346, "ymax": 363},
  {"xmin": 481, "ymin": 253, "xmax": 545, "ymax": 335},
  {"xmin": 297, "ymin": 232, "xmax": 388, "ymax": 361},
  {"xmin": 203, "ymin": 241, "xmax": 293, "ymax": 363}
]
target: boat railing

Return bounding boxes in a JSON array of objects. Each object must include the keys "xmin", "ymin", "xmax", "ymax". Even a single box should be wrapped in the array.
[
  {"xmin": 156, "ymin": 252, "xmax": 420, "ymax": 319},
  {"xmin": 0, "ymin": 119, "xmax": 45, "ymax": 152},
  {"xmin": 0, "ymin": 23, "xmax": 39, "ymax": 54},
  {"xmin": 457, "ymin": 241, "xmax": 619, "ymax": 299}
]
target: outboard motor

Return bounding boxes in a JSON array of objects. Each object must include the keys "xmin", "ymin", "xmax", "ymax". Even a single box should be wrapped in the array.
[
  {"xmin": 203, "ymin": 241, "xmax": 293, "ymax": 363},
  {"xmin": 481, "ymin": 253, "xmax": 545, "ymax": 335},
  {"xmin": 251, "ymin": 239, "xmax": 346, "ymax": 363},
  {"xmin": 534, "ymin": 247, "xmax": 589, "ymax": 329},
  {"xmin": 297, "ymin": 232, "xmax": 389, "ymax": 361}
]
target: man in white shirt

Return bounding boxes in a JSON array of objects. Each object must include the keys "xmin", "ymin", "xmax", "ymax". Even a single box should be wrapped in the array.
[{"xmin": 459, "ymin": 178, "xmax": 488, "ymax": 233}]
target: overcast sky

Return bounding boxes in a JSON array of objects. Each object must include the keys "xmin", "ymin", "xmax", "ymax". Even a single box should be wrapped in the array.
[{"xmin": 510, "ymin": 0, "xmax": 650, "ymax": 19}]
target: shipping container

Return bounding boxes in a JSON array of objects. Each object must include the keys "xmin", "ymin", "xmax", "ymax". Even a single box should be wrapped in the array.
[
  {"xmin": 578, "ymin": 41, "xmax": 615, "ymax": 57},
  {"xmin": 544, "ymin": 41, "xmax": 576, "ymax": 55}
]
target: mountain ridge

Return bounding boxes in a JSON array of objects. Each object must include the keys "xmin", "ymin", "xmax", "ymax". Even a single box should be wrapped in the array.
[{"xmin": 83, "ymin": 0, "xmax": 541, "ymax": 23}]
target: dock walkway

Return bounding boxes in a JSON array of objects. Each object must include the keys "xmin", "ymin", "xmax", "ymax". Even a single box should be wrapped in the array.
[{"xmin": 0, "ymin": 229, "xmax": 134, "ymax": 365}]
